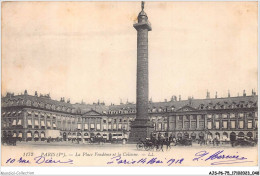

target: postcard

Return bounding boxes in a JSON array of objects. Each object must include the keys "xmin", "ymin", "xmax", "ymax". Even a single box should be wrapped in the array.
[{"xmin": 1, "ymin": 1, "xmax": 258, "ymax": 172}]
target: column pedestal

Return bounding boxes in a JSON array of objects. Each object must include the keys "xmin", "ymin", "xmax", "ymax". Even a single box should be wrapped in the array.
[{"xmin": 128, "ymin": 119, "xmax": 154, "ymax": 143}]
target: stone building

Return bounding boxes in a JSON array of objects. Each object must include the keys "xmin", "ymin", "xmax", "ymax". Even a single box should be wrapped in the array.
[{"xmin": 1, "ymin": 90, "xmax": 258, "ymax": 142}]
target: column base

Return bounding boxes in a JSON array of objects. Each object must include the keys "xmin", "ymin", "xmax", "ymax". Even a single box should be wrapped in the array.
[{"xmin": 128, "ymin": 119, "xmax": 154, "ymax": 143}]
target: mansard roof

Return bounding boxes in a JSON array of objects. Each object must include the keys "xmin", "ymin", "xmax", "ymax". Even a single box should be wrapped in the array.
[
  {"xmin": 107, "ymin": 95, "xmax": 258, "ymax": 111},
  {"xmin": 2, "ymin": 94, "xmax": 76, "ymax": 114}
]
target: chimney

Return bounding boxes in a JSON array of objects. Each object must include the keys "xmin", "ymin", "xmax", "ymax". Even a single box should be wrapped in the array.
[
  {"xmin": 215, "ymin": 92, "xmax": 217, "ymax": 98},
  {"xmin": 206, "ymin": 90, "xmax": 210, "ymax": 99},
  {"xmin": 24, "ymin": 90, "xmax": 28, "ymax": 95},
  {"xmin": 171, "ymin": 96, "xmax": 174, "ymax": 102},
  {"xmin": 179, "ymin": 95, "xmax": 181, "ymax": 101},
  {"xmin": 67, "ymin": 98, "xmax": 70, "ymax": 103},
  {"xmin": 243, "ymin": 90, "xmax": 246, "ymax": 97},
  {"xmin": 189, "ymin": 97, "xmax": 192, "ymax": 105},
  {"xmin": 164, "ymin": 99, "xmax": 167, "ymax": 102},
  {"xmin": 35, "ymin": 91, "xmax": 38, "ymax": 97},
  {"xmin": 228, "ymin": 90, "xmax": 230, "ymax": 97}
]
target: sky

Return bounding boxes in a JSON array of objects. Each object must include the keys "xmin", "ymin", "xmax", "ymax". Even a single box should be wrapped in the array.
[{"xmin": 2, "ymin": 1, "xmax": 258, "ymax": 105}]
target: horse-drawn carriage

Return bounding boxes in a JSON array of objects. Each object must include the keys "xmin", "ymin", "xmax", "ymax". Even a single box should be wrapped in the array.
[
  {"xmin": 136, "ymin": 138, "xmax": 155, "ymax": 151},
  {"xmin": 136, "ymin": 137, "xmax": 171, "ymax": 151},
  {"xmin": 2, "ymin": 136, "xmax": 17, "ymax": 146},
  {"xmin": 174, "ymin": 138, "xmax": 192, "ymax": 146},
  {"xmin": 232, "ymin": 138, "xmax": 256, "ymax": 147}
]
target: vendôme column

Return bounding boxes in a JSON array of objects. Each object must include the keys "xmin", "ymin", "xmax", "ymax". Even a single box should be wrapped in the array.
[{"xmin": 129, "ymin": 1, "xmax": 154, "ymax": 142}]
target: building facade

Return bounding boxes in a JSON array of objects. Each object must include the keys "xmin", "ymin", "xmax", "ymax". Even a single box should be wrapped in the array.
[{"xmin": 1, "ymin": 90, "xmax": 258, "ymax": 142}]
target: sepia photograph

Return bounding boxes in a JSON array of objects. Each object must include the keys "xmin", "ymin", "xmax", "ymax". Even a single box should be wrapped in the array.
[{"xmin": 0, "ymin": 0, "xmax": 259, "ymax": 175}]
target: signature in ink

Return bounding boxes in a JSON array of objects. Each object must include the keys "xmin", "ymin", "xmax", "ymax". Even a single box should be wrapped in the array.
[{"xmin": 193, "ymin": 150, "xmax": 253, "ymax": 165}]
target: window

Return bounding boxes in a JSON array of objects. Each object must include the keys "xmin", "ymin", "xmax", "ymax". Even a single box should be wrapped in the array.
[
  {"xmin": 231, "ymin": 121, "xmax": 236, "ymax": 128},
  {"xmin": 215, "ymin": 114, "xmax": 219, "ymax": 119},
  {"xmin": 17, "ymin": 119, "xmax": 22, "ymax": 126},
  {"xmin": 96, "ymin": 124, "xmax": 101, "ymax": 130},
  {"xmin": 158, "ymin": 123, "xmax": 162, "ymax": 130},
  {"xmin": 119, "ymin": 119, "xmax": 122, "ymax": 122},
  {"xmin": 47, "ymin": 121, "xmax": 51, "ymax": 129},
  {"xmin": 77, "ymin": 124, "xmax": 81, "ymax": 130},
  {"xmin": 34, "ymin": 119, "xmax": 39, "ymax": 128},
  {"xmin": 164, "ymin": 123, "xmax": 167, "ymax": 130},
  {"xmin": 207, "ymin": 114, "xmax": 212, "ymax": 119},
  {"xmin": 255, "ymin": 112, "xmax": 258, "ymax": 118},
  {"xmin": 108, "ymin": 124, "xmax": 112, "ymax": 130},
  {"xmin": 113, "ymin": 124, "xmax": 117, "ymax": 130},
  {"xmin": 239, "ymin": 113, "xmax": 244, "ymax": 118},
  {"xmin": 239, "ymin": 120, "xmax": 244, "ymax": 129},
  {"xmin": 184, "ymin": 121, "xmax": 189, "ymax": 129},
  {"xmin": 12, "ymin": 119, "xmax": 17, "ymax": 126},
  {"xmin": 222, "ymin": 121, "xmax": 227, "ymax": 129},
  {"xmin": 84, "ymin": 124, "xmax": 88, "ymax": 130},
  {"xmin": 114, "ymin": 119, "xmax": 117, "ymax": 123},
  {"xmin": 103, "ymin": 120, "xmax": 106, "ymax": 123},
  {"xmin": 222, "ymin": 114, "xmax": 228, "ymax": 118},
  {"xmin": 255, "ymin": 120, "xmax": 258, "ymax": 128},
  {"xmin": 215, "ymin": 121, "xmax": 220, "ymax": 129},
  {"xmin": 118, "ymin": 124, "xmax": 122, "ymax": 129},
  {"xmin": 108, "ymin": 118, "xmax": 112, "ymax": 122},
  {"xmin": 230, "ymin": 113, "xmax": 236, "ymax": 118},
  {"xmin": 248, "ymin": 120, "xmax": 253, "ymax": 129},
  {"xmin": 90, "ymin": 124, "xmax": 95, "ymax": 129},
  {"xmin": 103, "ymin": 124, "xmax": 107, "ymax": 130},
  {"xmin": 207, "ymin": 121, "xmax": 212, "ymax": 129}
]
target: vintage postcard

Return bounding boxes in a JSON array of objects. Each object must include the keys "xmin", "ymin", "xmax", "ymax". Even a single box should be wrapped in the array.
[{"xmin": 1, "ymin": 0, "xmax": 259, "ymax": 174}]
